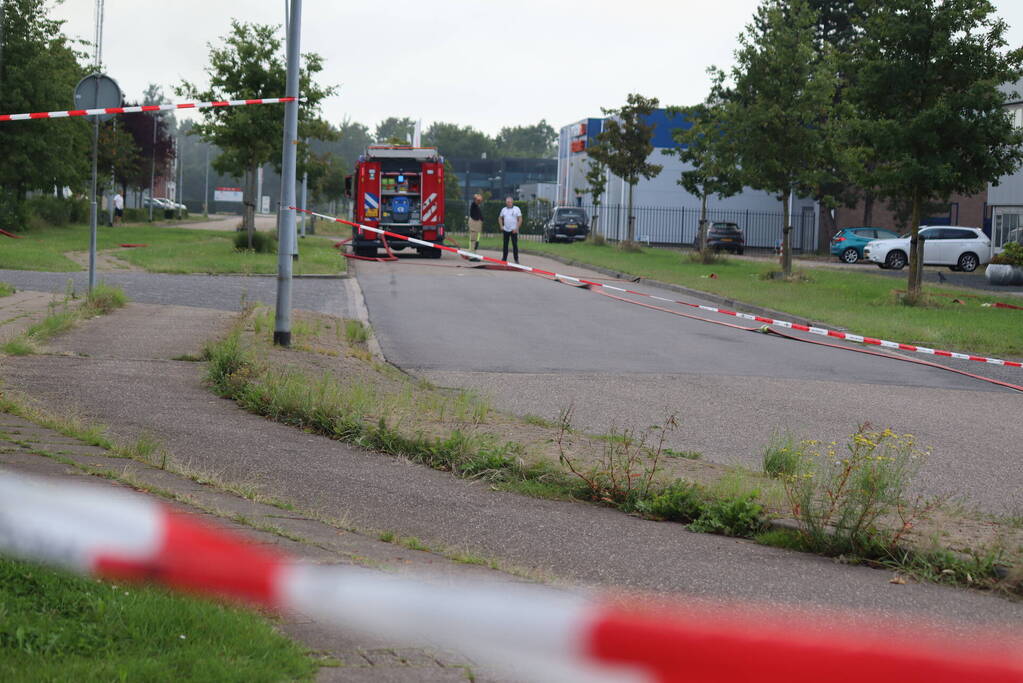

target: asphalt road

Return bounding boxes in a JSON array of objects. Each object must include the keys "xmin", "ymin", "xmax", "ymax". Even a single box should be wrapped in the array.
[{"xmin": 354, "ymin": 252, "xmax": 1023, "ymax": 514}]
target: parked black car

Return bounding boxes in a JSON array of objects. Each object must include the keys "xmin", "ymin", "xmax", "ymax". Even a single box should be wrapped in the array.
[
  {"xmin": 542, "ymin": 207, "xmax": 590, "ymax": 243},
  {"xmin": 705, "ymin": 222, "xmax": 745, "ymax": 254}
]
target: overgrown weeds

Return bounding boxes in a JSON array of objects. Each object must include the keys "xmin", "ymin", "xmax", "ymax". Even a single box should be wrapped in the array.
[
  {"xmin": 686, "ymin": 249, "xmax": 728, "ymax": 265},
  {"xmin": 762, "ymin": 430, "xmax": 801, "ymax": 478},
  {"xmin": 0, "ymin": 282, "xmax": 13, "ymax": 297},
  {"xmin": 557, "ymin": 409, "xmax": 765, "ymax": 537},
  {"xmin": 83, "ymin": 283, "xmax": 128, "ymax": 314},
  {"xmin": 779, "ymin": 425, "xmax": 927, "ymax": 556},
  {"xmin": 343, "ymin": 319, "xmax": 369, "ymax": 345},
  {"xmin": 200, "ymin": 332, "xmax": 573, "ymax": 494}
]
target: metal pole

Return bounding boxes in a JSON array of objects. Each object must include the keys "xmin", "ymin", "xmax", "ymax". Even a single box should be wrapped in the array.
[
  {"xmin": 203, "ymin": 145, "xmax": 210, "ymax": 216},
  {"xmin": 176, "ymin": 136, "xmax": 183, "ymax": 218},
  {"xmin": 148, "ymin": 116, "xmax": 156, "ymax": 221},
  {"xmin": 300, "ymin": 166, "xmax": 308, "ymax": 238},
  {"xmin": 88, "ymin": 114, "xmax": 99, "ymax": 292},
  {"xmin": 274, "ymin": 0, "xmax": 300, "ymax": 348}
]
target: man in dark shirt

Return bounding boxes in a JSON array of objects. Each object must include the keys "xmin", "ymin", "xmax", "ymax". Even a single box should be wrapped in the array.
[{"xmin": 468, "ymin": 194, "xmax": 484, "ymax": 252}]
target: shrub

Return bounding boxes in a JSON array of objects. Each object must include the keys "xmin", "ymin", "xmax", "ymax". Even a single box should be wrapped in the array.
[
  {"xmin": 0, "ymin": 189, "xmax": 27, "ymax": 232},
  {"xmin": 23, "ymin": 196, "xmax": 89, "ymax": 227},
  {"xmin": 991, "ymin": 241, "xmax": 1023, "ymax": 266},
  {"xmin": 636, "ymin": 481, "xmax": 705, "ymax": 522},
  {"xmin": 234, "ymin": 230, "xmax": 277, "ymax": 253},
  {"xmin": 123, "ymin": 207, "xmax": 149, "ymax": 223},
  {"xmin": 588, "ymin": 232, "xmax": 607, "ymax": 246}
]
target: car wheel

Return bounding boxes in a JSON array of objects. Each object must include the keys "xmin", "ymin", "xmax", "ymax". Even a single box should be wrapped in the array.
[
  {"xmin": 841, "ymin": 247, "xmax": 859, "ymax": 264},
  {"xmin": 957, "ymin": 252, "xmax": 979, "ymax": 272},
  {"xmin": 354, "ymin": 245, "xmax": 376, "ymax": 258},
  {"xmin": 885, "ymin": 250, "xmax": 907, "ymax": 270}
]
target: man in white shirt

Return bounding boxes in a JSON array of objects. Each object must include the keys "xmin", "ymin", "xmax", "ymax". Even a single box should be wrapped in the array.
[
  {"xmin": 113, "ymin": 192, "xmax": 124, "ymax": 226},
  {"xmin": 498, "ymin": 196, "xmax": 522, "ymax": 264}
]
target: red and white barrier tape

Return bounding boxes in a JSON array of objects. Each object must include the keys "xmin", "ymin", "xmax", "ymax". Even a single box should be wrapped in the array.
[
  {"xmin": 0, "ymin": 97, "xmax": 298, "ymax": 122},
  {"xmin": 294, "ymin": 208, "xmax": 1023, "ymax": 370},
  {"xmin": 2, "ymin": 472, "xmax": 1022, "ymax": 682}
]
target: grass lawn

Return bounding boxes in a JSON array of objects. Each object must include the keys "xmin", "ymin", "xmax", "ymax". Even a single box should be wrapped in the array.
[
  {"xmin": 0, "ymin": 223, "xmax": 345, "ymax": 275},
  {"xmin": 0, "ymin": 556, "xmax": 316, "ymax": 682},
  {"xmin": 475, "ymin": 236, "xmax": 1023, "ymax": 358}
]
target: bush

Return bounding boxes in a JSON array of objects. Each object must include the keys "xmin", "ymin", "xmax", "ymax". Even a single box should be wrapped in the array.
[
  {"xmin": 123, "ymin": 208, "xmax": 149, "ymax": 223},
  {"xmin": 234, "ymin": 230, "xmax": 277, "ymax": 253},
  {"xmin": 445, "ymin": 200, "xmax": 467, "ymax": 232},
  {"xmin": 0, "ymin": 189, "xmax": 27, "ymax": 232},
  {"xmin": 24, "ymin": 196, "xmax": 89, "ymax": 227},
  {"xmin": 991, "ymin": 241, "xmax": 1023, "ymax": 266}
]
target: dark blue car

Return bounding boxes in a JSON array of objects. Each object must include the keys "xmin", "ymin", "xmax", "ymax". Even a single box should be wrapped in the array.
[{"xmin": 830, "ymin": 227, "xmax": 901, "ymax": 263}]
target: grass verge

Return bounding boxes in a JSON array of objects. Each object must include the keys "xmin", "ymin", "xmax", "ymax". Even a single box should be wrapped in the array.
[
  {"xmin": 0, "ymin": 556, "xmax": 316, "ymax": 682},
  {"xmin": 473, "ymin": 236, "xmax": 1023, "ymax": 358},
  {"xmin": 0, "ymin": 223, "xmax": 345, "ymax": 275},
  {"xmin": 1, "ymin": 284, "xmax": 129, "ymax": 356}
]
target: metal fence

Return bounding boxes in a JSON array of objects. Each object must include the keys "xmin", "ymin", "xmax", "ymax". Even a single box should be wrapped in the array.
[{"xmin": 444, "ymin": 202, "xmax": 819, "ymax": 251}]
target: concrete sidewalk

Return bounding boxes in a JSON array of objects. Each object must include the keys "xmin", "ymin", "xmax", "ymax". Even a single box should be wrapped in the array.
[{"xmin": 1, "ymin": 294, "xmax": 1020, "ymax": 641}]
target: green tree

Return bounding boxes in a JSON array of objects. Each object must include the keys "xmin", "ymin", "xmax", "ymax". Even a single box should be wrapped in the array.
[
  {"xmin": 98, "ymin": 119, "xmax": 142, "ymax": 199},
  {"xmin": 495, "ymin": 120, "xmax": 557, "ymax": 158},
  {"xmin": 586, "ymin": 93, "xmax": 663, "ymax": 244},
  {"xmin": 375, "ymin": 117, "xmax": 414, "ymax": 144},
  {"xmin": 665, "ymin": 95, "xmax": 743, "ymax": 255},
  {"xmin": 583, "ymin": 159, "xmax": 607, "ymax": 235},
  {"xmin": 334, "ymin": 117, "xmax": 372, "ymax": 167},
  {"xmin": 717, "ymin": 0, "xmax": 841, "ymax": 275},
  {"xmin": 0, "ymin": 0, "xmax": 90, "ymax": 225},
  {"xmin": 848, "ymin": 0, "xmax": 1023, "ymax": 302},
  {"xmin": 305, "ymin": 151, "xmax": 346, "ymax": 206},
  {"xmin": 178, "ymin": 20, "xmax": 336, "ymax": 242},
  {"xmin": 424, "ymin": 121, "xmax": 496, "ymax": 159}
]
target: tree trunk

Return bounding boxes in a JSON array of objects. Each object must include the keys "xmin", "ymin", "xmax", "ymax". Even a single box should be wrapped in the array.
[
  {"xmin": 626, "ymin": 182, "xmax": 636, "ymax": 244},
  {"xmin": 906, "ymin": 190, "xmax": 923, "ymax": 304},
  {"xmin": 817, "ymin": 206, "xmax": 837, "ymax": 254},
  {"xmin": 781, "ymin": 190, "xmax": 792, "ymax": 276},
  {"xmin": 243, "ymin": 166, "xmax": 256, "ymax": 249},
  {"xmin": 863, "ymin": 190, "xmax": 875, "ymax": 227},
  {"xmin": 698, "ymin": 191, "xmax": 709, "ymax": 254}
]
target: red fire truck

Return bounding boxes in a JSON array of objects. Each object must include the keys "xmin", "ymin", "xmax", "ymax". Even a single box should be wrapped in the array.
[{"xmin": 345, "ymin": 145, "xmax": 446, "ymax": 258}]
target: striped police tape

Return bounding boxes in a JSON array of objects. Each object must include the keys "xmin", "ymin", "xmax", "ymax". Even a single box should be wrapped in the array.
[
  {"xmin": 0, "ymin": 97, "xmax": 298, "ymax": 122},
  {"xmin": 2, "ymin": 471, "xmax": 1021, "ymax": 682},
  {"xmin": 295, "ymin": 207, "xmax": 1022, "ymax": 370}
]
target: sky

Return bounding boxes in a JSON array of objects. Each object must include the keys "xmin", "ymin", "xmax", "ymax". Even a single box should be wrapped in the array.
[{"xmin": 48, "ymin": 0, "xmax": 1023, "ymax": 137}]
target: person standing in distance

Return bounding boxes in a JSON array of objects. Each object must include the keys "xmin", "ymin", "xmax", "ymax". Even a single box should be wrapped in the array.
[
  {"xmin": 468, "ymin": 194, "xmax": 484, "ymax": 252},
  {"xmin": 499, "ymin": 196, "xmax": 522, "ymax": 264},
  {"xmin": 113, "ymin": 192, "xmax": 124, "ymax": 226}
]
